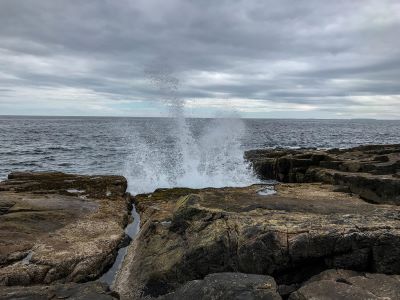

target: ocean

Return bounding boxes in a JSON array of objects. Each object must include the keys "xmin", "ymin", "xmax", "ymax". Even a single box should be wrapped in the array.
[{"xmin": 1, "ymin": 116, "xmax": 400, "ymax": 194}]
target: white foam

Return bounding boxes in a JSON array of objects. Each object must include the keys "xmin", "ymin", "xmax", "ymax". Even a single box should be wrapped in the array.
[
  {"xmin": 66, "ymin": 189, "xmax": 85, "ymax": 194},
  {"xmin": 124, "ymin": 117, "xmax": 258, "ymax": 195},
  {"xmin": 257, "ymin": 186, "xmax": 276, "ymax": 196}
]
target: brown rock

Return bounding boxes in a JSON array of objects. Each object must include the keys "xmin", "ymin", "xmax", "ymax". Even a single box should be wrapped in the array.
[{"xmin": 0, "ymin": 172, "xmax": 131, "ymax": 286}]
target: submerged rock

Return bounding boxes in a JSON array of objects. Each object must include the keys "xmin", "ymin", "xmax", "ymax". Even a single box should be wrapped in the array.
[
  {"xmin": 114, "ymin": 183, "xmax": 400, "ymax": 299},
  {"xmin": 0, "ymin": 172, "xmax": 131, "ymax": 287}
]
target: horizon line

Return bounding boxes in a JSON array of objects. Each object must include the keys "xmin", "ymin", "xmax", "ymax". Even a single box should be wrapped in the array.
[{"xmin": 1, "ymin": 114, "xmax": 400, "ymax": 121}]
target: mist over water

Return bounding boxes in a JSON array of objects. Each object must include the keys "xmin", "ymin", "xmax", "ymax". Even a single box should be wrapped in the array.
[{"xmin": 123, "ymin": 66, "xmax": 257, "ymax": 194}]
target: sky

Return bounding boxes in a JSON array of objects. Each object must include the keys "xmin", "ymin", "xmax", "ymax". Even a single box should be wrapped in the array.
[{"xmin": 0, "ymin": 0, "xmax": 400, "ymax": 119}]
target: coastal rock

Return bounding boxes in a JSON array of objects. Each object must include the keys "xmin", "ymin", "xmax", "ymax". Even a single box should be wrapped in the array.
[
  {"xmin": 289, "ymin": 269, "xmax": 400, "ymax": 299},
  {"xmin": 0, "ymin": 281, "xmax": 118, "ymax": 299},
  {"xmin": 0, "ymin": 171, "xmax": 127, "ymax": 198},
  {"xmin": 113, "ymin": 183, "xmax": 400, "ymax": 298},
  {"xmin": 245, "ymin": 144, "xmax": 400, "ymax": 205},
  {"xmin": 3, "ymin": 144, "xmax": 399, "ymax": 299},
  {"xmin": 0, "ymin": 172, "xmax": 131, "ymax": 286},
  {"xmin": 158, "ymin": 272, "xmax": 282, "ymax": 300}
]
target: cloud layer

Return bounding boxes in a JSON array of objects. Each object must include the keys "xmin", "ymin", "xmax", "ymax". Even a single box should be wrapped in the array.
[{"xmin": 1, "ymin": 0, "xmax": 400, "ymax": 118}]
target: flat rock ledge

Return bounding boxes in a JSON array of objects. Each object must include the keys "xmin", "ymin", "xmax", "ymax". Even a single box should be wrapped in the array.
[
  {"xmin": 0, "ymin": 172, "xmax": 131, "ymax": 298},
  {"xmin": 113, "ymin": 144, "xmax": 400, "ymax": 299}
]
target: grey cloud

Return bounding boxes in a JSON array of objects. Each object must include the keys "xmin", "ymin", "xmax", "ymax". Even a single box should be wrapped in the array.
[{"xmin": 0, "ymin": 0, "xmax": 400, "ymax": 117}]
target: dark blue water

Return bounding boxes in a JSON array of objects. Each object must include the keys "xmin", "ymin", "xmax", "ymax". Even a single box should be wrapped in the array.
[{"xmin": 1, "ymin": 116, "xmax": 399, "ymax": 185}]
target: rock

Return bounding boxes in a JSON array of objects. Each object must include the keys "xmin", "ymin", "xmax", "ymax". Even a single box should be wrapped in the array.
[
  {"xmin": 157, "ymin": 272, "xmax": 282, "ymax": 300},
  {"xmin": 277, "ymin": 283, "xmax": 299, "ymax": 298},
  {"xmin": 0, "ymin": 172, "xmax": 131, "ymax": 286},
  {"xmin": 0, "ymin": 281, "xmax": 118, "ymax": 299},
  {"xmin": 308, "ymin": 168, "xmax": 400, "ymax": 205},
  {"xmin": 245, "ymin": 144, "xmax": 400, "ymax": 205},
  {"xmin": 113, "ymin": 183, "xmax": 400, "ymax": 299},
  {"xmin": 1, "ymin": 171, "xmax": 127, "ymax": 198},
  {"xmin": 289, "ymin": 269, "xmax": 400, "ymax": 299}
]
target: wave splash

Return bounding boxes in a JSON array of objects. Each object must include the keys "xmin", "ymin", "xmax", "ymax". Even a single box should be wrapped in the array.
[{"xmin": 123, "ymin": 66, "xmax": 256, "ymax": 194}]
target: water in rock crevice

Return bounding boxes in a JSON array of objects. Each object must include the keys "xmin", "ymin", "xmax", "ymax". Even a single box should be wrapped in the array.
[{"xmin": 98, "ymin": 205, "xmax": 140, "ymax": 287}]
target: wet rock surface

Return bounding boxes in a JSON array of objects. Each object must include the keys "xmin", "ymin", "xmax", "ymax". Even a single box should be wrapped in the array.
[
  {"xmin": 245, "ymin": 144, "xmax": 400, "ymax": 205},
  {"xmin": 0, "ymin": 172, "xmax": 131, "ymax": 297}
]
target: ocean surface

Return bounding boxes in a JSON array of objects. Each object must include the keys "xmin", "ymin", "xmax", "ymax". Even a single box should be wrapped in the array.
[{"xmin": 1, "ymin": 116, "xmax": 400, "ymax": 194}]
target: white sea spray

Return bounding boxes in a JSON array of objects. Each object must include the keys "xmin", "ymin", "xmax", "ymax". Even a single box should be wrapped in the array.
[{"xmin": 123, "ymin": 64, "xmax": 256, "ymax": 194}]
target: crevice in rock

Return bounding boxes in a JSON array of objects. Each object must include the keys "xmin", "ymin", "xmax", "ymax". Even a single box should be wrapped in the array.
[
  {"xmin": 98, "ymin": 195, "xmax": 140, "ymax": 288},
  {"xmin": 335, "ymin": 277, "xmax": 352, "ymax": 285}
]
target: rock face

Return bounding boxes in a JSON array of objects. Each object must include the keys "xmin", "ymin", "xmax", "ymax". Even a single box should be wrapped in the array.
[
  {"xmin": 245, "ymin": 144, "xmax": 400, "ymax": 205},
  {"xmin": 0, "ymin": 172, "xmax": 131, "ymax": 287},
  {"xmin": 114, "ymin": 183, "xmax": 400, "ymax": 299},
  {"xmin": 289, "ymin": 269, "xmax": 400, "ymax": 300}
]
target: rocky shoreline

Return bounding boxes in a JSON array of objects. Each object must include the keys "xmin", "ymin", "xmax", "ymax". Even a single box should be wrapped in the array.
[{"xmin": 1, "ymin": 144, "xmax": 400, "ymax": 299}]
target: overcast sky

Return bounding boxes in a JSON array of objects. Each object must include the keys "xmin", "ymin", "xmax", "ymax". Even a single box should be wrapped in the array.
[{"xmin": 0, "ymin": 0, "xmax": 400, "ymax": 118}]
